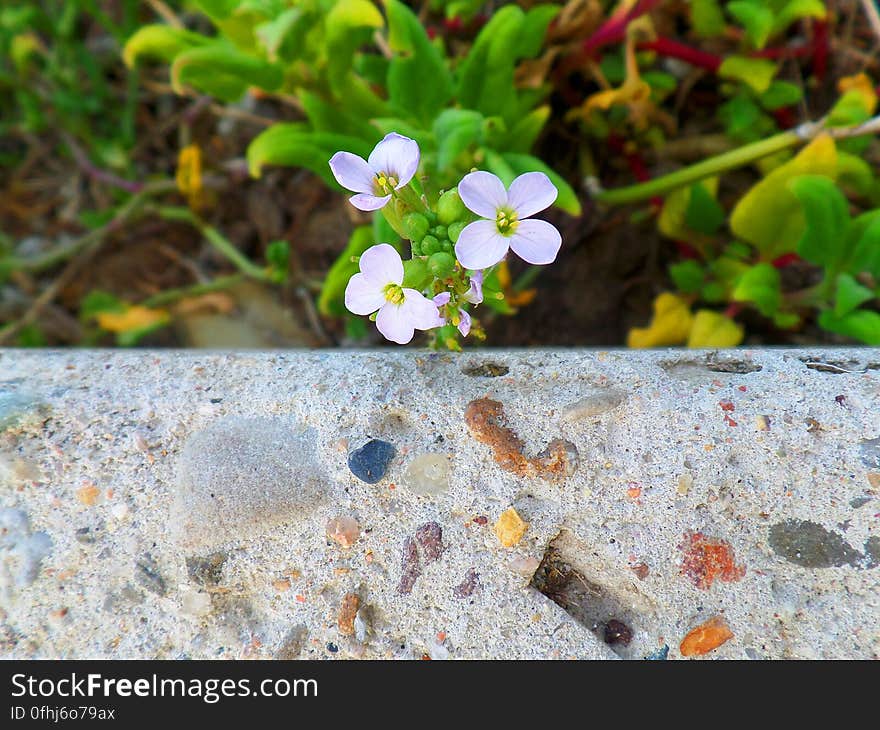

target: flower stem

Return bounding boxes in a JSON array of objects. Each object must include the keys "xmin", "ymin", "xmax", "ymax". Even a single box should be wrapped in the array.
[
  {"xmin": 156, "ymin": 206, "xmax": 272, "ymax": 281},
  {"xmin": 595, "ymin": 114, "xmax": 880, "ymax": 205}
]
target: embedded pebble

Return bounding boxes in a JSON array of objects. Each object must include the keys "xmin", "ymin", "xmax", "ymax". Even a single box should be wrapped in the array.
[
  {"xmin": 397, "ymin": 537, "xmax": 421, "ymax": 595},
  {"xmin": 403, "ymin": 453, "xmax": 451, "ymax": 496},
  {"xmin": 134, "ymin": 554, "xmax": 166, "ymax": 596},
  {"xmin": 326, "ymin": 516, "xmax": 360, "ymax": 548},
  {"xmin": 768, "ymin": 520, "xmax": 862, "ymax": 568},
  {"xmin": 561, "ymin": 389, "xmax": 627, "ymax": 420},
  {"xmin": 348, "ymin": 439, "xmax": 396, "ymax": 484},
  {"xmin": 0, "ymin": 390, "xmax": 46, "ymax": 431},
  {"xmin": 415, "ymin": 521, "xmax": 444, "ymax": 563},
  {"xmin": 185, "ymin": 552, "xmax": 227, "ymax": 587},
  {"xmin": 680, "ymin": 616, "xmax": 733, "ymax": 657},
  {"xmin": 0, "ymin": 508, "xmax": 52, "ymax": 589},
  {"xmin": 180, "ymin": 589, "xmax": 213, "ymax": 617},
  {"xmin": 508, "ymin": 555, "xmax": 540, "ymax": 577},
  {"xmin": 338, "ymin": 593, "xmax": 360, "ymax": 636},
  {"xmin": 495, "ymin": 508, "xmax": 528, "ymax": 547},
  {"xmin": 603, "ymin": 619, "xmax": 633, "ymax": 646},
  {"xmin": 453, "ymin": 568, "xmax": 480, "ymax": 599},
  {"xmin": 174, "ymin": 417, "xmax": 327, "ymax": 549}
]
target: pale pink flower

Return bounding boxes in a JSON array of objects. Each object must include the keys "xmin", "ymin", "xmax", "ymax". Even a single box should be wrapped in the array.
[
  {"xmin": 345, "ymin": 244, "xmax": 442, "ymax": 344},
  {"xmin": 329, "ymin": 133, "xmax": 420, "ymax": 211},
  {"xmin": 455, "ymin": 171, "xmax": 562, "ymax": 269}
]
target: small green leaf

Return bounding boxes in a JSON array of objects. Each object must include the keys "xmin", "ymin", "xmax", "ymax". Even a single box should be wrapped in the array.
[
  {"xmin": 818, "ymin": 309, "xmax": 880, "ymax": 345},
  {"xmin": 772, "ymin": 0, "xmax": 826, "ymax": 36},
  {"xmin": 759, "ymin": 81, "xmax": 803, "ymax": 111},
  {"xmin": 789, "ymin": 175, "xmax": 850, "ymax": 267},
  {"xmin": 732, "ymin": 263, "xmax": 781, "ymax": 316},
  {"xmin": 433, "ymin": 109, "xmax": 484, "ymax": 172},
  {"xmin": 835, "ymin": 273, "xmax": 874, "ymax": 317},
  {"xmin": 849, "ymin": 212, "xmax": 880, "ymax": 277},
  {"xmin": 719, "ymin": 55, "xmax": 778, "ymax": 94},
  {"xmin": 685, "ymin": 182, "xmax": 726, "ymax": 235},
  {"xmin": 669, "ymin": 260, "xmax": 705, "ymax": 294},
  {"xmin": 171, "ymin": 45, "xmax": 283, "ymax": 101},
  {"xmin": 266, "ymin": 240, "xmax": 290, "ymax": 282},
  {"xmin": 690, "ymin": 0, "xmax": 726, "ymax": 37},
  {"xmin": 122, "ymin": 25, "xmax": 211, "ymax": 67},
  {"xmin": 727, "ymin": 1, "xmax": 774, "ymax": 49}
]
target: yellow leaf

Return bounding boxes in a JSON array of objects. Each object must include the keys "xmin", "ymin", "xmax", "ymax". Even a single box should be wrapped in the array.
[
  {"xmin": 176, "ymin": 144, "xmax": 204, "ymax": 209},
  {"xmin": 687, "ymin": 310, "xmax": 744, "ymax": 347},
  {"xmin": 96, "ymin": 306, "xmax": 169, "ymax": 334},
  {"xmin": 837, "ymin": 72, "xmax": 877, "ymax": 115},
  {"xmin": 658, "ymin": 177, "xmax": 719, "ymax": 240},
  {"xmin": 573, "ymin": 22, "xmax": 656, "ymax": 130},
  {"xmin": 729, "ymin": 134, "xmax": 837, "ymax": 260},
  {"xmin": 627, "ymin": 292, "xmax": 693, "ymax": 348}
]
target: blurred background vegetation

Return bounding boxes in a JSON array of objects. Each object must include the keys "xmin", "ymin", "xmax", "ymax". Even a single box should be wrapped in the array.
[{"xmin": 3, "ymin": 0, "xmax": 880, "ymax": 348}]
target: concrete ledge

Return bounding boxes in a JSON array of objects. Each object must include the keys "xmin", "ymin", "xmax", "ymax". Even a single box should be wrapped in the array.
[{"xmin": 1, "ymin": 348, "xmax": 878, "ymax": 659}]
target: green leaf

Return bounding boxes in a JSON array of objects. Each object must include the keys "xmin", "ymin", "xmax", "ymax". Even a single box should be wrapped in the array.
[
  {"xmin": 122, "ymin": 25, "xmax": 211, "ymax": 67},
  {"xmin": 433, "ymin": 109, "xmax": 484, "ymax": 172},
  {"xmin": 517, "ymin": 4, "xmax": 561, "ymax": 59},
  {"xmin": 318, "ymin": 226, "xmax": 376, "ymax": 316},
  {"xmin": 835, "ymin": 273, "xmax": 874, "ymax": 317},
  {"xmin": 503, "ymin": 106, "xmax": 550, "ymax": 154},
  {"xmin": 457, "ymin": 6, "xmax": 525, "ymax": 121},
  {"xmin": 690, "ymin": 0, "xmax": 726, "ymax": 37},
  {"xmin": 171, "ymin": 45, "xmax": 283, "ymax": 101},
  {"xmin": 732, "ymin": 263, "xmax": 781, "ymax": 316},
  {"xmin": 669, "ymin": 260, "xmax": 705, "ymax": 294},
  {"xmin": 80, "ymin": 290, "xmax": 125, "ymax": 319},
  {"xmin": 772, "ymin": 0, "xmax": 826, "ymax": 36},
  {"xmin": 300, "ymin": 91, "xmax": 378, "ymax": 140},
  {"xmin": 727, "ymin": 2, "xmax": 774, "ymax": 49},
  {"xmin": 719, "ymin": 55, "xmax": 778, "ymax": 93},
  {"xmin": 818, "ymin": 309, "xmax": 880, "ymax": 345},
  {"xmin": 266, "ymin": 240, "xmax": 290, "ymax": 283},
  {"xmin": 759, "ymin": 80, "xmax": 802, "ymax": 110},
  {"xmin": 685, "ymin": 182, "xmax": 726, "ymax": 235},
  {"xmin": 501, "ymin": 152, "xmax": 582, "ymax": 216},
  {"xmin": 848, "ymin": 211, "xmax": 880, "ymax": 277},
  {"xmin": 403, "ymin": 258, "xmax": 432, "ymax": 289},
  {"xmin": 384, "ymin": 0, "xmax": 453, "ymax": 125},
  {"xmin": 325, "ymin": 0, "xmax": 385, "ymax": 98},
  {"xmin": 789, "ymin": 175, "xmax": 850, "ymax": 267},
  {"xmin": 246, "ymin": 124, "xmax": 372, "ymax": 183}
]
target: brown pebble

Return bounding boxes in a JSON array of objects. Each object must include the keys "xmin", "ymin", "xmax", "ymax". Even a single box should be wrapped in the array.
[
  {"xmin": 76, "ymin": 483, "xmax": 101, "ymax": 506},
  {"xmin": 629, "ymin": 562, "xmax": 649, "ymax": 580},
  {"xmin": 397, "ymin": 537, "xmax": 421, "ymax": 595},
  {"xmin": 338, "ymin": 593, "xmax": 360, "ymax": 636},
  {"xmin": 326, "ymin": 516, "xmax": 360, "ymax": 548},
  {"xmin": 415, "ymin": 521, "xmax": 444, "ymax": 563},
  {"xmin": 453, "ymin": 568, "xmax": 480, "ymax": 599},
  {"xmin": 272, "ymin": 578, "xmax": 291, "ymax": 592},
  {"xmin": 604, "ymin": 619, "xmax": 633, "ymax": 646}
]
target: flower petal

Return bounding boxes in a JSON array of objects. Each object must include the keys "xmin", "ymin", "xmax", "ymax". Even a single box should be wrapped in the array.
[
  {"xmin": 454, "ymin": 220, "xmax": 510, "ymax": 270},
  {"xmin": 359, "ymin": 243, "xmax": 404, "ymax": 286},
  {"xmin": 402, "ymin": 289, "xmax": 444, "ymax": 330},
  {"xmin": 465, "ymin": 270, "xmax": 484, "ymax": 304},
  {"xmin": 344, "ymin": 273, "xmax": 385, "ymax": 315},
  {"xmin": 433, "ymin": 292, "xmax": 451, "ymax": 306},
  {"xmin": 349, "ymin": 193, "xmax": 391, "ymax": 211},
  {"xmin": 458, "ymin": 171, "xmax": 508, "ymax": 218},
  {"xmin": 368, "ymin": 133, "xmax": 420, "ymax": 187},
  {"xmin": 376, "ymin": 303, "xmax": 416, "ymax": 344},
  {"xmin": 329, "ymin": 151, "xmax": 375, "ymax": 194},
  {"xmin": 506, "ymin": 172, "xmax": 558, "ymax": 218},
  {"xmin": 508, "ymin": 219, "xmax": 562, "ymax": 265},
  {"xmin": 458, "ymin": 310, "xmax": 471, "ymax": 337}
]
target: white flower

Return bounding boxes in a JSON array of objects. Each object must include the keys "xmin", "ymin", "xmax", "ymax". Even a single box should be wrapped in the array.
[
  {"xmin": 329, "ymin": 133, "xmax": 420, "ymax": 211},
  {"xmin": 345, "ymin": 244, "xmax": 442, "ymax": 344}
]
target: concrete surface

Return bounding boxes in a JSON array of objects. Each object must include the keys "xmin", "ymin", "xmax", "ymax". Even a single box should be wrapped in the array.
[{"xmin": 0, "ymin": 348, "xmax": 878, "ymax": 660}]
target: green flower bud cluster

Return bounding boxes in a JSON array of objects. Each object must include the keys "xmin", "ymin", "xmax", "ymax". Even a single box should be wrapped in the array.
[{"xmin": 407, "ymin": 189, "xmax": 471, "ymax": 262}]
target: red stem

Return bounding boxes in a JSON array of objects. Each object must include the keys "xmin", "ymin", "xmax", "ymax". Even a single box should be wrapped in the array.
[
  {"xmin": 637, "ymin": 37, "xmax": 722, "ymax": 72},
  {"xmin": 812, "ymin": 20, "xmax": 828, "ymax": 82},
  {"xmin": 582, "ymin": 0, "xmax": 664, "ymax": 56}
]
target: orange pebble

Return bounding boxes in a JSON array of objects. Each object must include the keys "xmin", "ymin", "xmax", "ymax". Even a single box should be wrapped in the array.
[{"xmin": 680, "ymin": 616, "xmax": 733, "ymax": 657}]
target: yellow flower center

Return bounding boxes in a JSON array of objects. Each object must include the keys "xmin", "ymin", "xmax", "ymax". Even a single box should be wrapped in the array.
[
  {"xmin": 496, "ymin": 207, "xmax": 519, "ymax": 236},
  {"xmin": 375, "ymin": 172, "xmax": 399, "ymax": 196},
  {"xmin": 383, "ymin": 283, "xmax": 405, "ymax": 305}
]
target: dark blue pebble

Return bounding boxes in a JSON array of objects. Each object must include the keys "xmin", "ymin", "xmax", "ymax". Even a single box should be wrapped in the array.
[
  {"xmin": 644, "ymin": 645, "xmax": 669, "ymax": 660},
  {"xmin": 348, "ymin": 440, "xmax": 396, "ymax": 484}
]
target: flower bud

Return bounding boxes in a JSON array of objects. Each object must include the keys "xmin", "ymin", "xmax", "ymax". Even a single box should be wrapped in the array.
[
  {"xmin": 432, "ymin": 225, "xmax": 448, "ymax": 240},
  {"xmin": 437, "ymin": 189, "xmax": 467, "ymax": 225},
  {"xmin": 428, "ymin": 252, "xmax": 457, "ymax": 278},
  {"xmin": 447, "ymin": 221, "xmax": 466, "ymax": 244},
  {"xmin": 421, "ymin": 235, "xmax": 441, "ymax": 255},
  {"xmin": 402, "ymin": 212, "xmax": 430, "ymax": 242}
]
